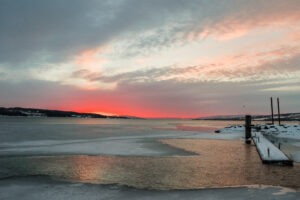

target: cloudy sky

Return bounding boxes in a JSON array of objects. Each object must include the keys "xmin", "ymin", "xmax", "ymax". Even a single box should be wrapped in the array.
[{"xmin": 0, "ymin": 0, "xmax": 299, "ymax": 118}]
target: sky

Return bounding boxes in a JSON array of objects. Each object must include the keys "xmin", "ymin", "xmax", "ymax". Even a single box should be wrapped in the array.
[{"xmin": 0, "ymin": 0, "xmax": 300, "ymax": 118}]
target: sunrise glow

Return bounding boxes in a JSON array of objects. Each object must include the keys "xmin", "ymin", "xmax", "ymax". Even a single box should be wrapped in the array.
[{"xmin": 0, "ymin": 0, "xmax": 300, "ymax": 118}]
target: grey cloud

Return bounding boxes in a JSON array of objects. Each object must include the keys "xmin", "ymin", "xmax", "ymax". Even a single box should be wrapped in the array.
[
  {"xmin": 0, "ymin": 0, "xmax": 113, "ymax": 65},
  {"xmin": 82, "ymin": 51, "xmax": 300, "ymax": 84},
  {"xmin": 1, "ymin": 0, "xmax": 299, "ymax": 67},
  {"xmin": 1, "ymin": 77, "xmax": 300, "ymax": 117},
  {"xmin": 0, "ymin": 0, "xmax": 194, "ymax": 66},
  {"xmin": 115, "ymin": 0, "xmax": 300, "ymax": 58},
  {"xmin": 0, "ymin": 72, "xmax": 6, "ymax": 79},
  {"xmin": 71, "ymin": 69, "xmax": 102, "ymax": 80}
]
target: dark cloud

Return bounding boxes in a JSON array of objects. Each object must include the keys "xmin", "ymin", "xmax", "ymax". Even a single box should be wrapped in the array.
[
  {"xmin": 0, "ymin": 0, "xmax": 193, "ymax": 66},
  {"xmin": 1, "ymin": 0, "xmax": 299, "ymax": 66},
  {"xmin": 1, "ymin": 0, "xmax": 107, "ymax": 64}
]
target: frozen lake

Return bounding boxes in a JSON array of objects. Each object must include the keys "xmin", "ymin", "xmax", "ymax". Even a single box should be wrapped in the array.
[{"xmin": 0, "ymin": 117, "xmax": 300, "ymax": 199}]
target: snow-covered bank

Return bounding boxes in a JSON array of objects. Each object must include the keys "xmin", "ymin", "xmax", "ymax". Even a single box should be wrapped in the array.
[
  {"xmin": 218, "ymin": 124, "xmax": 300, "ymax": 139},
  {"xmin": 217, "ymin": 125, "xmax": 245, "ymax": 134},
  {"xmin": 257, "ymin": 124, "xmax": 300, "ymax": 139}
]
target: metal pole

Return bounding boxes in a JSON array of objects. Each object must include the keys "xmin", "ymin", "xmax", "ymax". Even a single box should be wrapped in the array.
[
  {"xmin": 277, "ymin": 97, "xmax": 281, "ymax": 125},
  {"xmin": 270, "ymin": 97, "xmax": 274, "ymax": 124}
]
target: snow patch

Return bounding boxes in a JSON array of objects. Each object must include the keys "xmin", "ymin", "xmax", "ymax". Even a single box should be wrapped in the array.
[{"xmin": 217, "ymin": 124, "xmax": 300, "ymax": 140}]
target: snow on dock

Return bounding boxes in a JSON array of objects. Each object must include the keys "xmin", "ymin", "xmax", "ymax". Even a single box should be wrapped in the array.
[
  {"xmin": 217, "ymin": 124, "xmax": 299, "ymax": 165},
  {"xmin": 252, "ymin": 132, "xmax": 293, "ymax": 165}
]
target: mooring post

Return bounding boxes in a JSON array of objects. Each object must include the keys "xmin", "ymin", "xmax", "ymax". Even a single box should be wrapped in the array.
[
  {"xmin": 270, "ymin": 97, "xmax": 274, "ymax": 124},
  {"xmin": 245, "ymin": 115, "xmax": 251, "ymax": 144},
  {"xmin": 277, "ymin": 98, "xmax": 281, "ymax": 125}
]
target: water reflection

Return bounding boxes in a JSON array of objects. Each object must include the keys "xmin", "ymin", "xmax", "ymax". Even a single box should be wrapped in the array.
[
  {"xmin": 68, "ymin": 156, "xmax": 107, "ymax": 183},
  {"xmin": 0, "ymin": 139, "xmax": 300, "ymax": 189}
]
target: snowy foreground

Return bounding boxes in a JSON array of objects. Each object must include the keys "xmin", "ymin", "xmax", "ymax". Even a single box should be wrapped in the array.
[
  {"xmin": 1, "ymin": 177, "xmax": 299, "ymax": 200},
  {"xmin": 218, "ymin": 124, "xmax": 300, "ymax": 162}
]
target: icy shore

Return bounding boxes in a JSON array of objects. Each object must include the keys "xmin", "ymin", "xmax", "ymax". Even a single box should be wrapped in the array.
[
  {"xmin": 217, "ymin": 124, "xmax": 300, "ymax": 162},
  {"xmin": 1, "ymin": 176, "xmax": 299, "ymax": 200},
  {"xmin": 218, "ymin": 124, "xmax": 300, "ymax": 139},
  {"xmin": 0, "ymin": 123, "xmax": 243, "ymax": 157}
]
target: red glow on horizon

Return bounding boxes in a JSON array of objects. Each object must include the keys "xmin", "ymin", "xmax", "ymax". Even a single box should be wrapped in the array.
[{"xmin": 44, "ymin": 104, "xmax": 209, "ymax": 119}]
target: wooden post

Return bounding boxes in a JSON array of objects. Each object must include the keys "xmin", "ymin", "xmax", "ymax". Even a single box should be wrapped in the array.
[
  {"xmin": 277, "ymin": 98, "xmax": 281, "ymax": 125},
  {"xmin": 245, "ymin": 115, "xmax": 251, "ymax": 144},
  {"xmin": 270, "ymin": 97, "xmax": 274, "ymax": 124}
]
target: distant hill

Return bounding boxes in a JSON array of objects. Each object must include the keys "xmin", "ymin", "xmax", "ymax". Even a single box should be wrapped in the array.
[
  {"xmin": 0, "ymin": 107, "xmax": 139, "ymax": 119},
  {"xmin": 194, "ymin": 113, "xmax": 300, "ymax": 121}
]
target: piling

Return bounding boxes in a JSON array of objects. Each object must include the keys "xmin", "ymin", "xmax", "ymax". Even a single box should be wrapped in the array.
[
  {"xmin": 277, "ymin": 98, "xmax": 281, "ymax": 125},
  {"xmin": 245, "ymin": 115, "xmax": 251, "ymax": 144},
  {"xmin": 270, "ymin": 97, "xmax": 274, "ymax": 124}
]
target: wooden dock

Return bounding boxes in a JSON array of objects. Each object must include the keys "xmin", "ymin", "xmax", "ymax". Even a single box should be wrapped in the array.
[{"xmin": 252, "ymin": 132, "xmax": 293, "ymax": 165}]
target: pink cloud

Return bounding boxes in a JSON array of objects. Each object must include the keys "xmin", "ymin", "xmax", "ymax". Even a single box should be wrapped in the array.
[
  {"xmin": 136, "ymin": 57, "xmax": 151, "ymax": 65},
  {"xmin": 186, "ymin": 2, "xmax": 300, "ymax": 41},
  {"xmin": 75, "ymin": 47, "xmax": 109, "ymax": 72}
]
